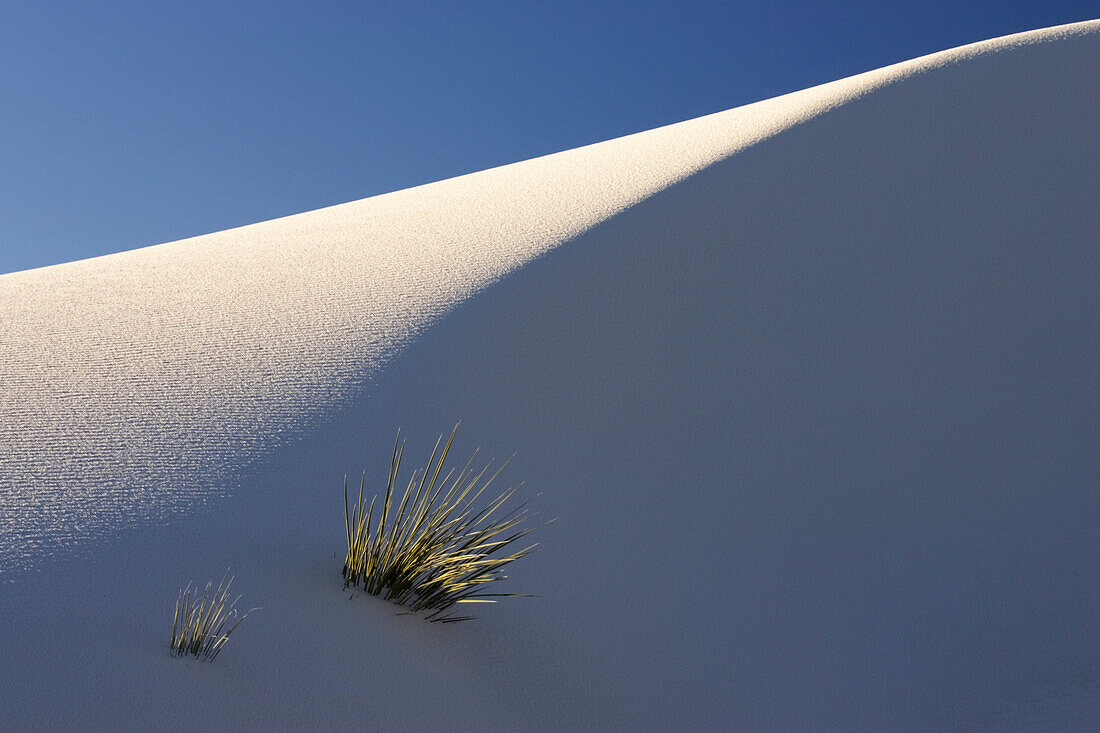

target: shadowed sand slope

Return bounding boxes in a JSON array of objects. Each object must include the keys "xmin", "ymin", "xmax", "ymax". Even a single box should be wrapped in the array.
[{"xmin": 0, "ymin": 20, "xmax": 1097, "ymax": 731}]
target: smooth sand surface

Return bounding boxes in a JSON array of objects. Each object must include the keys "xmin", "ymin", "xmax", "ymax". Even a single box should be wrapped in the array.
[{"xmin": 1, "ymin": 20, "xmax": 1097, "ymax": 730}]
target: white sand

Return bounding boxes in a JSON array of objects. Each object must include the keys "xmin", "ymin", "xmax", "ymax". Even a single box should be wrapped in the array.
[{"xmin": 0, "ymin": 20, "xmax": 1097, "ymax": 730}]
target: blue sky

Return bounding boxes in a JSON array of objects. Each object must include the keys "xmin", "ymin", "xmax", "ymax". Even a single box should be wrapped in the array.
[{"xmin": 1, "ymin": 1, "xmax": 1094, "ymax": 275}]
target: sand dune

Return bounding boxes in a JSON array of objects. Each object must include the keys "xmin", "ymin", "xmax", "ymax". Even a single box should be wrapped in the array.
[{"xmin": 1, "ymin": 20, "xmax": 1097, "ymax": 731}]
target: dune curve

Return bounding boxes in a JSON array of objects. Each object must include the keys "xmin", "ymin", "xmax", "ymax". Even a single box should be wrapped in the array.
[
  {"xmin": 1, "ymin": 19, "xmax": 1094, "ymax": 572},
  {"xmin": 0, "ymin": 19, "xmax": 1097, "ymax": 731}
]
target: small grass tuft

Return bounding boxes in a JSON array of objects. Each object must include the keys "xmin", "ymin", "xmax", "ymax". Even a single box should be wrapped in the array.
[
  {"xmin": 170, "ymin": 569, "xmax": 257, "ymax": 662},
  {"xmin": 343, "ymin": 424, "xmax": 538, "ymax": 622}
]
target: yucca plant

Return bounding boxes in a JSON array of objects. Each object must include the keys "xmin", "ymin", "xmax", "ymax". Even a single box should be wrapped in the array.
[
  {"xmin": 343, "ymin": 425, "xmax": 537, "ymax": 622},
  {"xmin": 170, "ymin": 570, "xmax": 257, "ymax": 662}
]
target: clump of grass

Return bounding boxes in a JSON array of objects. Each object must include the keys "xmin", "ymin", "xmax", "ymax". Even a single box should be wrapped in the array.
[
  {"xmin": 170, "ymin": 570, "xmax": 256, "ymax": 661},
  {"xmin": 343, "ymin": 424, "xmax": 537, "ymax": 622}
]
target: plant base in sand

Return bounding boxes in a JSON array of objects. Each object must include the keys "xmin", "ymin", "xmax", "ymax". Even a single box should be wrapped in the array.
[
  {"xmin": 170, "ymin": 570, "xmax": 256, "ymax": 661},
  {"xmin": 343, "ymin": 425, "xmax": 536, "ymax": 622}
]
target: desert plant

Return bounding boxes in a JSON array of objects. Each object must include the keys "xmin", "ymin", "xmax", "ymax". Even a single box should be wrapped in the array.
[
  {"xmin": 343, "ymin": 424, "xmax": 537, "ymax": 622},
  {"xmin": 170, "ymin": 569, "xmax": 256, "ymax": 661}
]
